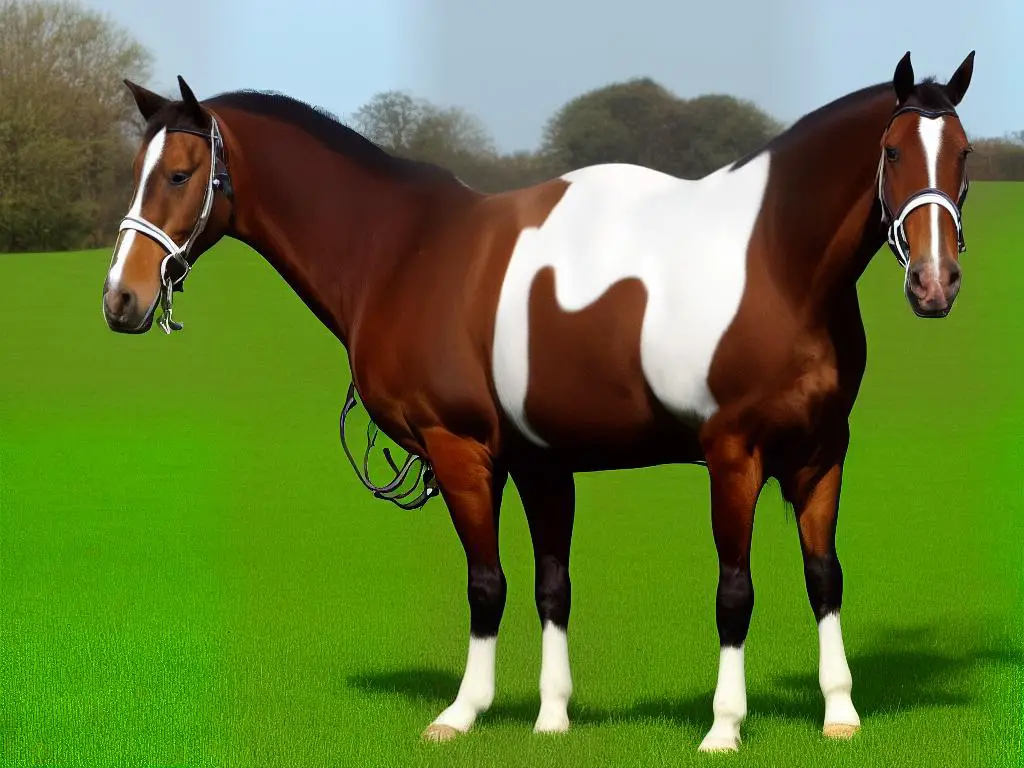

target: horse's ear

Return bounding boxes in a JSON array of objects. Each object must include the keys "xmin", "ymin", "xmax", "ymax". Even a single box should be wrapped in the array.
[
  {"xmin": 893, "ymin": 51, "xmax": 915, "ymax": 104},
  {"xmin": 124, "ymin": 79, "xmax": 168, "ymax": 121},
  {"xmin": 945, "ymin": 50, "xmax": 975, "ymax": 106},
  {"xmin": 177, "ymin": 75, "xmax": 207, "ymax": 125}
]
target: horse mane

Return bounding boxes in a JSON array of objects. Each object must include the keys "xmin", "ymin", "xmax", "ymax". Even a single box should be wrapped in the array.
[
  {"xmin": 201, "ymin": 89, "xmax": 461, "ymax": 184},
  {"xmin": 729, "ymin": 76, "xmax": 956, "ymax": 171}
]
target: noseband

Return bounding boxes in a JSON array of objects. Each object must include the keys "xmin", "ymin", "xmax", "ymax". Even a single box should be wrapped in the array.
[
  {"xmin": 877, "ymin": 105, "xmax": 969, "ymax": 271},
  {"xmin": 117, "ymin": 116, "xmax": 233, "ymax": 333}
]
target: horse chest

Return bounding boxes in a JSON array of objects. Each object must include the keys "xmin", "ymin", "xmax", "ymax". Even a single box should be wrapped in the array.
[
  {"xmin": 737, "ymin": 341, "xmax": 848, "ymax": 448},
  {"xmin": 491, "ymin": 158, "xmax": 772, "ymax": 448}
]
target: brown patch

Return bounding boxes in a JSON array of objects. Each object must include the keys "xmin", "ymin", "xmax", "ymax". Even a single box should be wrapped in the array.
[
  {"xmin": 517, "ymin": 266, "xmax": 701, "ymax": 469},
  {"xmin": 523, "ymin": 268, "xmax": 650, "ymax": 440}
]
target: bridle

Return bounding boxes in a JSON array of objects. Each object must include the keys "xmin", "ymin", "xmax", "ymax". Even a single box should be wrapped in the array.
[
  {"xmin": 877, "ymin": 104, "xmax": 969, "ymax": 271},
  {"xmin": 116, "ymin": 115, "xmax": 233, "ymax": 333}
]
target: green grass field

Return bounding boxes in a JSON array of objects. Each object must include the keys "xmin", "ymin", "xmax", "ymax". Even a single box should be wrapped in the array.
[{"xmin": 2, "ymin": 183, "xmax": 1022, "ymax": 768}]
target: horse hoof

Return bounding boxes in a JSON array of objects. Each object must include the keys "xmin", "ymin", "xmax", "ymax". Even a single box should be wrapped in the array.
[
  {"xmin": 823, "ymin": 723, "xmax": 860, "ymax": 740},
  {"xmin": 698, "ymin": 736, "xmax": 740, "ymax": 753},
  {"xmin": 533, "ymin": 720, "xmax": 570, "ymax": 735},
  {"xmin": 534, "ymin": 706, "xmax": 570, "ymax": 734},
  {"xmin": 422, "ymin": 724, "xmax": 462, "ymax": 742}
]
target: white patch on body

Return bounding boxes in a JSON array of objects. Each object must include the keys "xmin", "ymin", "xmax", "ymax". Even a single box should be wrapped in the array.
[
  {"xmin": 534, "ymin": 622, "xmax": 572, "ymax": 733},
  {"xmin": 107, "ymin": 128, "xmax": 167, "ymax": 288},
  {"xmin": 491, "ymin": 156, "xmax": 771, "ymax": 447},
  {"xmin": 917, "ymin": 116, "xmax": 946, "ymax": 269},
  {"xmin": 817, "ymin": 612, "xmax": 860, "ymax": 729},
  {"xmin": 699, "ymin": 645, "xmax": 746, "ymax": 752},
  {"xmin": 430, "ymin": 635, "xmax": 496, "ymax": 733}
]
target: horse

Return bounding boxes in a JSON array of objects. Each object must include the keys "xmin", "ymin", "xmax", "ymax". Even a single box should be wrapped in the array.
[{"xmin": 100, "ymin": 49, "xmax": 976, "ymax": 752}]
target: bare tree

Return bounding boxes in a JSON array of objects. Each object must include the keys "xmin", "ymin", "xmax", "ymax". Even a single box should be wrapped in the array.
[
  {"xmin": 348, "ymin": 91, "xmax": 496, "ymax": 160},
  {"xmin": 348, "ymin": 91, "xmax": 425, "ymax": 152},
  {"xmin": 0, "ymin": 0, "xmax": 152, "ymax": 252}
]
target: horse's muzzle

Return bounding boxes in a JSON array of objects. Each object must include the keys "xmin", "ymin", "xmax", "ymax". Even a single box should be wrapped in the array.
[
  {"xmin": 905, "ymin": 259, "xmax": 961, "ymax": 318},
  {"xmin": 103, "ymin": 286, "xmax": 152, "ymax": 333}
]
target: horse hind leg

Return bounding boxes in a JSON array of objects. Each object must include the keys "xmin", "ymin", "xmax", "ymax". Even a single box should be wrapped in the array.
[
  {"xmin": 419, "ymin": 429, "xmax": 508, "ymax": 742},
  {"xmin": 512, "ymin": 461, "xmax": 576, "ymax": 734}
]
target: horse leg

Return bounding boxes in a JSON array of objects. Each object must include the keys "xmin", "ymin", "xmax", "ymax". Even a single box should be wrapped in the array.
[
  {"xmin": 782, "ymin": 454, "xmax": 861, "ymax": 740},
  {"xmin": 698, "ymin": 436, "xmax": 764, "ymax": 753},
  {"xmin": 511, "ymin": 462, "xmax": 576, "ymax": 734},
  {"xmin": 420, "ymin": 429, "xmax": 508, "ymax": 742}
]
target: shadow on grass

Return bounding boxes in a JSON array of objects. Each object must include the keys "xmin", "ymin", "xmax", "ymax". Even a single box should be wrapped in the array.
[{"xmin": 347, "ymin": 623, "xmax": 1023, "ymax": 729}]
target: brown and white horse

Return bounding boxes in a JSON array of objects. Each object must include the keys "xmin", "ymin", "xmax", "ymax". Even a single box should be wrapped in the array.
[{"xmin": 101, "ymin": 50, "xmax": 975, "ymax": 751}]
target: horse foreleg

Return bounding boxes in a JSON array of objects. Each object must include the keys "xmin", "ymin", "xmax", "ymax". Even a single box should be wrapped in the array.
[
  {"xmin": 699, "ymin": 435, "xmax": 764, "ymax": 753},
  {"xmin": 512, "ymin": 462, "xmax": 576, "ymax": 734},
  {"xmin": 782, "ymin": 450, "xmax": 861, "ymax": 741},
  {"xmin": 420, "ymin": 429, "xmax": 508, "ymax": 742}
]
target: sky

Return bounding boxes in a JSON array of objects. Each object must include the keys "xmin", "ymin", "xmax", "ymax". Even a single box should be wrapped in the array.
[{"xmin": 86, "ymin": 0, "xmax": 1023, "ymax": 154}]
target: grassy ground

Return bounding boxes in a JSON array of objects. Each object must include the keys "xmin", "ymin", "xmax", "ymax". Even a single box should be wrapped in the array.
[{"xmin": 1, "ymin": 182, "xmax": 1022, "ymax": 767}]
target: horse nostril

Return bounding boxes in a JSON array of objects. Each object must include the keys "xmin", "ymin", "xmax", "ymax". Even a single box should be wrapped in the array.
[
  {"xmin": 948, "ymin": 265, "xmax": 962, "ymax": 291},
  {"xmin": 908, "ymin": 267, "xmax": 925, "ymax": 296},
  {"xmin": 104, "ymin": 288, "xmax": 137, "ymax": 318}
]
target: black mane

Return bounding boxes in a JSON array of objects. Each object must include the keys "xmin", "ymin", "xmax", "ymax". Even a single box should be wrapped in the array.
[
  {"xmin": 149, "ymin": 89, "xmax": 460, "ymax": 184},
  {"xmin": 729, "ymin": 77, "xmax": 958, "ymax": 171}
]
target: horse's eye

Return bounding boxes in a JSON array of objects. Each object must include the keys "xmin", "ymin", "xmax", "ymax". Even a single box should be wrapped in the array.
[
  {"xmin": 170, "ymin": 172, "xmax": 191, "ymax": 186},
  {"xmin": 884, "ymin": 146, "xmax": 900, "ymax": 163}
]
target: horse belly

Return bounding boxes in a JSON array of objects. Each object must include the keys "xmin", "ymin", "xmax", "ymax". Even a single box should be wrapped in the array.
[{"xmin": 512, "ymin": 265, "xmax": 667, "ymax": 452}]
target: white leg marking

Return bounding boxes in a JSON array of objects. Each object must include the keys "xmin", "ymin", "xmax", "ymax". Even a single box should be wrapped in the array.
[
  {"xmin": 818, "ymin": 613, "xmax": 860, "ymax": 735},
  {"xmin": 534, "ymin": 622, "xmax": 572, "ymax": 733},
  {"xmin": 430, "ymin": 635, "xmax": 496, "ymax": 733},
  {"xmin": 917, "ymin": 116, "xmax": 946, "ymax": 270},
  {"xmin": 108, "ymin": 128, "xmax": 167, "ymax": 287},
  {"xmin": 699, "ymin": 645, "xmax": 746, "ymax": 752}
]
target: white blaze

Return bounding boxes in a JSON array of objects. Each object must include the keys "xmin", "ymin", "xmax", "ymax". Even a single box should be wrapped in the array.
[
  {"xmin": 107, "ymin": 128, "xmax": 167, "ymax": 288},
  {"xmin": 917, "ymin": 116, "xmax": 946, "ymax": 269}
]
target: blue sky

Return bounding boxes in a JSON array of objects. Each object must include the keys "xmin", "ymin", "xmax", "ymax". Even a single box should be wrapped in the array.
[{"xmin": 87, "ymin": 0, "xmax": 1023, "ymax": 153}]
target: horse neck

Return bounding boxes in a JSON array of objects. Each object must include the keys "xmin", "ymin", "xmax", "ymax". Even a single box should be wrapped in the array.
[
  {"xmin": 764, "ymin": 91, "xmax": 895, "ymax": 320},
  {"xmin": 217, "ymin": 110, "xmax": 462, "ymax": 346}
]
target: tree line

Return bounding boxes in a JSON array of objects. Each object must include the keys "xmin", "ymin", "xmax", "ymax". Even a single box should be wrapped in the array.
[{"xmin": 2, "ymin": 0, "xmax": 1022, "ymax": 254}]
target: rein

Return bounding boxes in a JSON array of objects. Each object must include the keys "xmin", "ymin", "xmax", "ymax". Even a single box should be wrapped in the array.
[
  {"xmin": 338, "ymin": 382, "xmax": 438, "ymax": 510},
  {"xmin": 117, "ymin": 117, "xmax": 233, "ymax": 334},
  {"xmin": 877, "ymin": 105, "xmax": 969, "ymax": 270}
]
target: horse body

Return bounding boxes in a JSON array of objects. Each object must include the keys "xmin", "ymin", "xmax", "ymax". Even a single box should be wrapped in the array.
[
  {"xmin": 493, "ymin": 156, "xmax": 769, "ymax": 454},
  {"xmin": 102, "ymin": 51, "xmax": 976, "ymax": 753}
]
